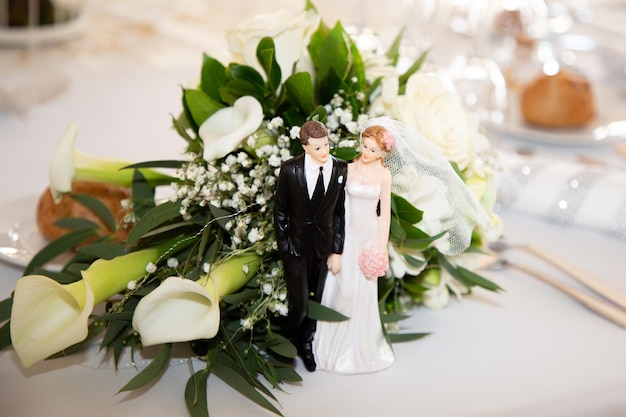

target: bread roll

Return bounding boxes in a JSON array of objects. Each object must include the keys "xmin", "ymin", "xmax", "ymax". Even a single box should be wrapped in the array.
[
  {"xmin": 520, "ymin": 69, "xmax": 595, "ymax": 128},
  {"xmin": 36, "ymin": 181, "xmax": 132, "ymax": 243}
]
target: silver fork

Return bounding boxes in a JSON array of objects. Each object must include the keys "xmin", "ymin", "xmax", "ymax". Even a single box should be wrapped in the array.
[
  {"xmin": 489, "ymin": 240, "xmax": 626, "ymax": 311},
  {"xmin": 485, "ymin": 257, "xmax": 626, "ymax": 328}
]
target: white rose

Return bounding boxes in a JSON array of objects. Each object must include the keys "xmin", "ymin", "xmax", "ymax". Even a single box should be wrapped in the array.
[
  {"xmin": 370, "ymin": 72, "xmax": 474, "ymax": 171},
  {"xmin": 391, "ymin": 163, "xmax": 451, "ymax": 239},
  {"xmin": 226, "ymin": 8, "xmax": 320, "ymax": 86},
  {"xmin": 362, "ymin": 51, "xmax": 398, "ymax": 84}
]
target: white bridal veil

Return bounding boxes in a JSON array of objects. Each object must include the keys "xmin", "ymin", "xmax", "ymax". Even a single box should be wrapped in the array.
[{"xmin": 363, "ymin": 116, "xmax": 495, "ymax": 255}]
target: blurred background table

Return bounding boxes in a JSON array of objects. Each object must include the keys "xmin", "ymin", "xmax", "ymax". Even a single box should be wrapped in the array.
[{"xmin": 1, "ymin": 1, "xmax": 626, "ymax": 416}]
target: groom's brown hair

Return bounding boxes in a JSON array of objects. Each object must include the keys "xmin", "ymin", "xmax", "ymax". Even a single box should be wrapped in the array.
[{"xmin": 299, "ymin": 120, "xmax": 328, "ymax": 145}]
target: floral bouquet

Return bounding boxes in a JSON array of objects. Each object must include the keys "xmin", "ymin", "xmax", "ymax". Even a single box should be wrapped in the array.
[
  {"xmin": 0, "ymin": 1, "xmax": 503, "ymax": 416},
  {"xmin": 359, "ymin": 247, "xmax": 389, "ymax": 280}
]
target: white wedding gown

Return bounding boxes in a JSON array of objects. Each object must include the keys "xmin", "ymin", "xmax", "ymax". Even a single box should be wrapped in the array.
[{"xmin": 313, "ymin": 181, "xmax": 395, "ymax": 374}]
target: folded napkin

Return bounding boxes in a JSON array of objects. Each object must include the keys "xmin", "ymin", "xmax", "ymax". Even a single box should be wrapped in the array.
[{"xmin": 495, "ymin": 151, "xmax": 626, "ymax": 240}]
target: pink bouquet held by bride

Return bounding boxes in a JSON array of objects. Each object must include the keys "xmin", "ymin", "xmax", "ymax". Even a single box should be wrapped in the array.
[{"xmin": 358, "ymin": 247, "xmax": 389, "ymax": 280}]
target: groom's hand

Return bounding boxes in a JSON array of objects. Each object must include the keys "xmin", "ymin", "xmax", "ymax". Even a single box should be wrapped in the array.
[{"xmin": 327, "ymin": 253, "xmax": 342, "ymax": 274}]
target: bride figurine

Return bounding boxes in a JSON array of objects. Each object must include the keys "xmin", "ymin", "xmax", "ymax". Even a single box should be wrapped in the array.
[
  {"xmin": 313, "ymin": 121, "xmax": 395, "ymax": 374},
  {"xmin": 313, "ymin": 115, "xmax": 495, "ymax": 374}
]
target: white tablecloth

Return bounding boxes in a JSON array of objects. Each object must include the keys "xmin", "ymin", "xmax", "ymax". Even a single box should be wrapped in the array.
[{"xmin": 1, "ymin": 2, "xmax": 626, "ymax": 417}]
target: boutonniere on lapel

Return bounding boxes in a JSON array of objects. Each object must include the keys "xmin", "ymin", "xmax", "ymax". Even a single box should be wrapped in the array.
[{"xmin": 338, "ymin": 175, "xmax": 344, "ymax": 184}]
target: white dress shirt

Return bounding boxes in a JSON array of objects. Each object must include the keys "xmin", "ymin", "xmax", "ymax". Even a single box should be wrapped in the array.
[{"xmin": 304, "ymin": 154, "xmax": 333, "ymax": 199}]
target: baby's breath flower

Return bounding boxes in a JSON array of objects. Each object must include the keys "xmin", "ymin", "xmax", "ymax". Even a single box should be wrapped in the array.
[
  {"xmin": 167, "ymin": 258, "xmax": 179, "ymax": 268},
  {"xmin": 146, "ymin": 262, "xmax": 157, "ymax": 274},
  {"xmin": 262, "ymin": 283, "xmax": 273, "ymax": 295}
]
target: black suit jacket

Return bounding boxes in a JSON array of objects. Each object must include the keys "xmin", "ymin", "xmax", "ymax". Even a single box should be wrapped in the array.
[{"xmin": 274, "ymin": 154, "xmax": 347, "ymax": 258}]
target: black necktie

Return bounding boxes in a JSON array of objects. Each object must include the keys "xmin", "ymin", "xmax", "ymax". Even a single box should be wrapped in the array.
[{"xmin": 311, "ymin": 166, "xmax": 324, "ymax": 207}]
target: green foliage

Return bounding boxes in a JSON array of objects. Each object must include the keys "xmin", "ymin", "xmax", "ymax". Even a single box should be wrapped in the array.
[
  {"xmin": 185, "ymin": 369, "xmax": 210, "ymax": 417},
  {"xmin": 0, "ymin": 3, "xmax": 499, "ymax": 417},
  {"xmin": 23, "ymin": 228, "xmax": 97, "ymax": 276},
  {"xmin": 0, "ymin": 321, "xmax": 11, "ymax": 351},
  {"xmin": 308, "ymin": 300, "xmax": 349, "ymax": 322},
  {"xmin": 119, "ymin": 344, "xmax": 173, "ymax": 392}
]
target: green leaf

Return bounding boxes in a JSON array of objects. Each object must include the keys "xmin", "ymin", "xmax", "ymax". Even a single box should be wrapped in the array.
[
  {"xmin": 390, "ymin": 216, "xmax": 406, "ymax": 241},
  {"xmin": 221, "ymin": 289, "xmax": 258, "ymax": 305},
  {"xmin": 284, "ymin": 72, "xmax": 316, "ymax": 116},
  {"xmin": 172, "ymin": 113, "xmax": 201, "ymax": 153},
  {"xmin": 393, "ymin": 227, "xmax": 447, "ymax": 250},
  {"xmin": 76, "ymin": 242, "xmax": 126, "ymax": 259},
  {"xmin": 275, "ymin": 365, "xmax": 303, "ymax": 383},
  {"xmin": 438, "ymin": 253, "xmax": 503, "ymax": 292},
  {"xmin": 183, "ymin": 88, "xmax": 224, "ymax": 127},
  {"xmin": 131, "ymin": 169, "xmax": 157, "ymax": 218},
  {"xmin": 95, "ymin": 311, "xmax": 135, "ymax": 322},
  {"xmin": 0, "ymin": 320, "xmax": 11, "ymax": 350},
  {"xmin": 404, "ymin": 253, "xmax": 427, "ymax": 268},
  {"xmin": 332, "ymin": 146, "xmax": 359, "ymax": 162},
  {"xmin": 54, "ymin": 217, "xmax": 100, "ymax": 231},
  {"xmin": 457, "ymin": 265, "xmax": 504, "ymax": 292},
  {"xmin": 265, "ymin": 333, "xmax": 297, "ymax": 359},
  {"xmin": 398, "ymin": 49, "xmax": 429, "ymax": 91},
  {"xmin": 381, "ymin": 312, "xmax": 410, "ymax": 323},
  {"xmin": 389, "ymin": 332, "xmax": 430, "ymax": 343},
  {"xmin": 315, "ymin": 22, "xmax": 351, "ymax": 81},
  {"xmin": 307, "ymin": 300, "xmax": 349, "ymax": 322},
  {"xmin": 218, "ymin": 85, "xmax": 240, "ymax": 106},
  {"xmin": 201, "ymin": 53, "xmax": 227, "ymax": 102},
  {"xmin": 72, "ymin": 193, "xmax": 116, "ymax": 231},
  {"xmin": 101, "ymin": 318, "xmax": 131, "ymax": 349},
  {"xmin": 209, "ymin": 204, "xmax": 234, "ymax": 230},
  {"xmin": 0, "ymin": 297, "xmax": 12, "ymax": 321},
  {"xmin": 403, "ymin": 279, "xmax": 428, "ymax": 295},
  {"xmin": 392, "ymin": 194, "xmax": 423, "ymax": 225},
  {"xmin": 185, "ymin": 369, "xmax": 210, "ymax": 417},
  {"xmin": 385, "ymin": 27, "xmax": 406, "ymax": 66},
  {"xmin": 307, "ymin": 105, "xmax": 327, "ymax": 124},
  {"xmin": 213, "ymin": 361, "xmax": 283, "ymax": 417},
  {"xmin": 227, "ymin": 64, "xmax": 266, "ymax": 91},
  {"xmin": 225, "ymin": 79, "xmax": 265, "ymax": 101},
  {"xmin": 256, "ymin": 37, "xmax": 281, "ymax": 93},
  {"xmin": 23, "ymin": 228, "xmax": 96, "ymax": 276},
  {"xmin": 119, "ymin": 344, "xmax": 172, "ymax": 392},
  {"xmin": 124, "ymin": 159, "xmax": 185, "ymax": 171},
  {"xmin": 126, "ymin": 200, "xmax": 182, "ymax": 248}
]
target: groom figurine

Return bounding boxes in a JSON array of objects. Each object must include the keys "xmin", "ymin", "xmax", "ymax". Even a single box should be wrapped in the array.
[{"xmin": 274, "ymin": 120, "xmax": 347, "ymax": 372}]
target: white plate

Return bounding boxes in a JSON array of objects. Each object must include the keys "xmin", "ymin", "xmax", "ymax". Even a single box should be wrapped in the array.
[
  {"xmin": 0, "ymin": 195, "xmax": 69, "ymax": 271},
  {"xmin": 486, "ymin": 85, "xmax": 626, "ymax": 146}
]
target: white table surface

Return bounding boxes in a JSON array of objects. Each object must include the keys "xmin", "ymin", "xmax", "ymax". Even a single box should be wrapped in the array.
[{"xmin": 1, "ymin": 1, "xmax": 626, "ymax": 416}]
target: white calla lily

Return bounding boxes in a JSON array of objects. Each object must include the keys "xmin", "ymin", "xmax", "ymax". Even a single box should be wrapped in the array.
[
  {"xmin": 131, "ymin": 277, "xmax": 221, "ymax": 346},
  {"xmin": 199, "ymin": 96, "xmax": 264, "ymax": 162},
  {"xmin": 10, "ymin": 275, "xmax": 94, "ymax": 368},
  {"xmin": 48, "ymin": 122, "xmax": 172, "ymax": 203},
  {"xmin": 10, "ymin": 248, "xmax": 160, "ymax": 367},
  {"xmin": 49, "ymin": 122, "xmax": 78, "ymax": 202},
  {"xmin": 132, "ymin": 253, "xmax": 261, "ymax": 346}
]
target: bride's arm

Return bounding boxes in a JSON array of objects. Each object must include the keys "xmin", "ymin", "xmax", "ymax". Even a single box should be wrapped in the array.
[{"xmin": 377, "ymin": 167, "xmax": 392, "ymax": 252}]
